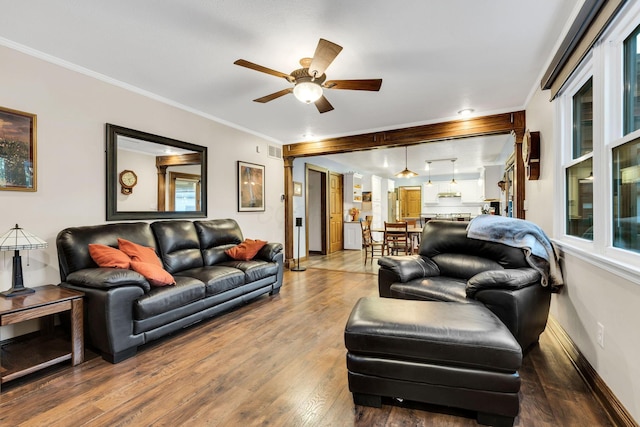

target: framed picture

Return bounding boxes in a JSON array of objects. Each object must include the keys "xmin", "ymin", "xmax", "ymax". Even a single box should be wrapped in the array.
[
  {"xmin": 293, "ymin": 181, "xmax": 302, "ymax": 197},
  {"xmin": 0, "ymin": 107, "xmax": 37, "ymax": 191},
  {"xmin": 237, "ymin": 161, "xmax": 265, "ymax": 212}
]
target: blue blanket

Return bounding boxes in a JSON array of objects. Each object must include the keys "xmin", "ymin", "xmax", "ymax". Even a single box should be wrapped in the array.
[{"xmin": 467, "ymin": 215, "xmax": 563, "ymax": 290}]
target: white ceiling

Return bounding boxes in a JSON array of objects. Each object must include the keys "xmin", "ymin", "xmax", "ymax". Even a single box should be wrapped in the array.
[{"xmin": 0, "ymin": 1, "xmax": 579, "ymax": 175}]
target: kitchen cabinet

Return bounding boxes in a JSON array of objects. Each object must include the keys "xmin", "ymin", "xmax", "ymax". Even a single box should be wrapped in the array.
[
  {"xmin": 344, "ymin": 222, "xmax": 363, "ymax": 249},
  {"xmin": 344, "ymin": 173, "xmax": 363, "ymax": 203}
]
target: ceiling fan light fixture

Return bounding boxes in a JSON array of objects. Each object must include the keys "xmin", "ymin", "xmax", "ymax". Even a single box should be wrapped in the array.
[{"xmin": 293, "ymin": 81, "xmax": 323, "ymax": 104}]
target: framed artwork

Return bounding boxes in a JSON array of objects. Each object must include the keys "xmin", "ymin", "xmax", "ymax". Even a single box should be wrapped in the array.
[
  {"xmin": 237, "ymin": 161, "xmax": 265, "ymax": 212},
  {"xmin": 293, "ymin": 181, "xmax": 302, "ymax": 197},
  {"xmin": 0, "ymin": 107, "xmax": 37, "ymax": 191}
]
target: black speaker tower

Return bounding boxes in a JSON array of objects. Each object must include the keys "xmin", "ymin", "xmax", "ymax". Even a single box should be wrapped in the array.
[{"xmin": 291, "ymin": 217, "xmax": 306, "ymax": 272}]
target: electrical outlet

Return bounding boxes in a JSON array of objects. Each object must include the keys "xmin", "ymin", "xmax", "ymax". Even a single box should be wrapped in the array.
[{"xmin": 597, "ymin": 322, "xmax": 605, "ymax": 348}]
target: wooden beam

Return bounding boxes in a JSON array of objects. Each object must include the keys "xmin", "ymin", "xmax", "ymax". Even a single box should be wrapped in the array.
[{"xmin": 283, "ymin": 111, "xmax": 525, "ymax": 157}]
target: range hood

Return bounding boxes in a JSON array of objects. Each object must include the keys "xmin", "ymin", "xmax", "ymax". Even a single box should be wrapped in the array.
[{"xmin": 437, "ymin": 192, "xmax": 462, "ymax": 198}]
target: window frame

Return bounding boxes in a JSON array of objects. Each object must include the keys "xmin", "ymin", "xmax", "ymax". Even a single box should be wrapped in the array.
[{"xmin": 557, "ymin": 58, "xmax": 596, "ymax": 252}]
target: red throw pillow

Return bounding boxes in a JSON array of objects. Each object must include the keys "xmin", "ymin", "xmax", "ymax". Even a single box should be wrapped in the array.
[
  {"xmin": 130, "ymin": 261, "xmax": 175, "ymax": 287},
  {"xmin": 225, "ymin": 239, "xmax": 268, "ymax": 261},
  {"xmin": 118, "ymin": 238, "xmax": 162, "ymax": 267},
  {"xmin": 88, "ymin": 244, "xmax": 131, "ymax": 269}
]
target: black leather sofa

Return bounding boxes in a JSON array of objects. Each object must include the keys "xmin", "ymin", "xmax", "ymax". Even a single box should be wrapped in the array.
[
  {"xmin": 57, "ymin": 219, "xmax": 283, "ymax": 363},
  {"xmin": 377, "ymin": 220, "xmax": 552, "ymax": 350}
]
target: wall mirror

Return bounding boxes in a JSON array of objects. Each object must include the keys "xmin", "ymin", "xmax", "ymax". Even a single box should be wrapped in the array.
[{"xmin": 106, "ymin": 124, "xmax": 207, "ymax": 220}]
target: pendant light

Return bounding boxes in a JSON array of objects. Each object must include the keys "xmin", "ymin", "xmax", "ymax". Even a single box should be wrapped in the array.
[
  {"xmin": 425, "ymin": 161, "xmax": 433, "ymax": 186},
  {"xmin": 395, "ymin": 146, "xmax": 418, "ymax": 178},
  {"xmin": 450, "ymin": 159, "xmax": 457, "ymax": 185}
]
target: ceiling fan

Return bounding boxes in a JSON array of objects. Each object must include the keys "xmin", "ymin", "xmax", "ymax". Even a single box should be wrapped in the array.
[{"xmin": 234, "ymin": 38, "xmax": 382, "ymax": 113}]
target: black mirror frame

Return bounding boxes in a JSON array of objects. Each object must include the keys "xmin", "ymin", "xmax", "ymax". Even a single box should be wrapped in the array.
[{"xmin": 106, "ymin": 123, "xmax": 208, "ymax": 221}]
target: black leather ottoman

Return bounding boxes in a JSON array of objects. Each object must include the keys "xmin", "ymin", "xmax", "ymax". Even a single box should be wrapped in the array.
[{"xmin": 344, "ymin": 297, "xmax": 523, "ymax": 427}]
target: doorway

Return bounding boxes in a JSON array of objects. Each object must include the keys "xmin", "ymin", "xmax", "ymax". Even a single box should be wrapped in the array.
[
  {"xmin": 305, "ymin": 164, "xmax": 344, "ymax": 256},
  {"xmin": 306, "ymin": 167, "xmax": 327, "ymax": 255},
  {"xmin": 329, "ymin": 172, "xmax": 344, "ymax": 253},
  {"xmin": 398, "ymin": 186, "xmax": 422, "ymax": 219}
]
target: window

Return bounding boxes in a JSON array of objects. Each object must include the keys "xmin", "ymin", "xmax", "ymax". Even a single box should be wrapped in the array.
[
  {"xmin": 573, "ymin": 78, "xmax": 593, "ymax": 157},
  {"xmin": 565, "ymin": 77, "xmax": 594, "ymax": 240},
  {"xmin": 612, "ymin": 137, "xmax": 640, "ymax": 252},
  {"xmin": 624, "ymin": 24, "xmax": 640, "ymax": 135}
]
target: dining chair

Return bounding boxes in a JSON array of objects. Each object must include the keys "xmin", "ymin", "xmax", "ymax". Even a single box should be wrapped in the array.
[
  {"xmin": 404, "ymin": 219, "xmax": 420, "ymax": 251},
  {"xmin": 383, "ymin": 221, "xmax": 410, "ymax": 255},
  {"xmin": 360, "ymin": 219, "xmax": 384, "ymax": 264}
]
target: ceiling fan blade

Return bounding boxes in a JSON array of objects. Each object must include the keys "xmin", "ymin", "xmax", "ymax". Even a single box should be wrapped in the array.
[
  {"xmin": 314, "ymin": 95, "xmax": 334, "ymax": 114},
  {"xmin": 253, "ymin": 88, "xmax": 293, "ymax": 103},
  {"xmin": 324, "ymin": 79, "xmax": 383, "ymax": 91},
  {"xmin": 234, "ymin": 59, "xmax": 293, "ymax": 81},
  {"xmin": 308, "ymin": 39, "xmax": 343, "ymax": 78}
]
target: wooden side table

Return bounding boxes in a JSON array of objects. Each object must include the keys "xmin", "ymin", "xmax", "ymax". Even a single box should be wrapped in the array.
[{"xmin": 0, "ymin": 285, "xmax": 84, "ymax": 384}]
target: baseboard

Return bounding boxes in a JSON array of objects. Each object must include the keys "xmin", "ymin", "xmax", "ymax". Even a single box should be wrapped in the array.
[{"xmin": 547, "ymin": 316, "xmax": 638, "ymax": 427}]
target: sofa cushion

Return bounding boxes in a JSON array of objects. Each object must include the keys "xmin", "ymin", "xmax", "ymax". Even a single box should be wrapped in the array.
[
  {"xmin": 194, "ymin": 219, "xmax": 244, "ymax": 265},
  {"xmin": 151, "ymin": 221, "xmax": 204, "ymax": 273},
  {"xmin": 118, "ymin": 238, "xmax": 162, "ymax": 267},
  {"xmin": 419, "ymin": 220, "xmax": 529, "ymax": 269},
  {"xmin": 431, "ymin": 253, "xmax": 503, "ymax": 280},
  {"xmin": 389, "ymin": 276, "xmax": 476, "ymax": 304},
  {"xmin": 130, "ymin": 261, "xmax": 176, "ymax": 287},
  {"xmin": 88, "ymin": 244, "xmax": 131, "ymax": 269},
  {"xmin": 56, "ymin": 222, "xmax": 156, "ymax": 281},
  {"xmin": 345, "ymin": 297, "xmax": 523, "ymax": 372},
  {"xmin": 218, "ymin": 259, "xmax": 278, "ymax": 282},
  {"xmin": 134, "ymin": 276, "xmax": 205, "ymax": 320},
  {"xmin": 225, "ymin": 239, "xmax": 268, "ymax": 261},
  {"xmin": 175, "ymin": 266, "xmax": 245, "ymax": 296}
]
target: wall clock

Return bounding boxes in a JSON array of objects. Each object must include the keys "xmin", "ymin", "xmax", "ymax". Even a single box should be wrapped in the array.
[
  {"xmin": 522, "ymin": 130, "xmax": 540, "ymax": 180},
  {"xmin": 119, "ymin": 169, "xmax": 138, "ymax": 195}
]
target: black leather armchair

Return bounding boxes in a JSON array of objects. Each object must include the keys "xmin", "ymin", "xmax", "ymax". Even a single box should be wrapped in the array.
[{"xmin": 378, "ymin": 220, "xmax": 552, "ymax": 350}]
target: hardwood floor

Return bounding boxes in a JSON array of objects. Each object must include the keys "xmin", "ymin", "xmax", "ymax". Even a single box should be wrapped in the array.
[{"xmin": 0, "ymin": 250, "xmax": 613, "ymax": 426}]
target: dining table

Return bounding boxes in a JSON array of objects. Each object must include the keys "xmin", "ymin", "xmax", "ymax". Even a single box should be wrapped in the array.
[{"xmin": 371, "ymin": 226, "xmax": 423, "ymax": 254}]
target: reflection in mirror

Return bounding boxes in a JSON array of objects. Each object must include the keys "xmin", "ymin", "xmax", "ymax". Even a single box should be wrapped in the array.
[
  {"xmin": 169, "ymin": 172, "xmax": 201, "ymax": 211},
  {"xmin": 106, "ymin": 124, "xmax": 207, "ymax": 220}
]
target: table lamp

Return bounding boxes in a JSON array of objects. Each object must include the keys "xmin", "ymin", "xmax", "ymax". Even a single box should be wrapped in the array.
[{"xmin": 0, "ymin": 224, "xmax": 48, "ymax": 297}]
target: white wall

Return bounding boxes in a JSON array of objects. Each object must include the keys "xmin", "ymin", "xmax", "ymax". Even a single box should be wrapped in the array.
[
  {"xmin": 526, "ymin": 86, "xmax": 640, "ymax": 421},
  {"xmin": 0, "ymin": 45, "xmax": 284, "ymax": 338}
]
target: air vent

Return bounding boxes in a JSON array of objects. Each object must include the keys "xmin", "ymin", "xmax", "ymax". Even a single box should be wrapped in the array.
[{"xmin": 268, "ymin": 145, "xmax": 282, "ymax": 159}]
